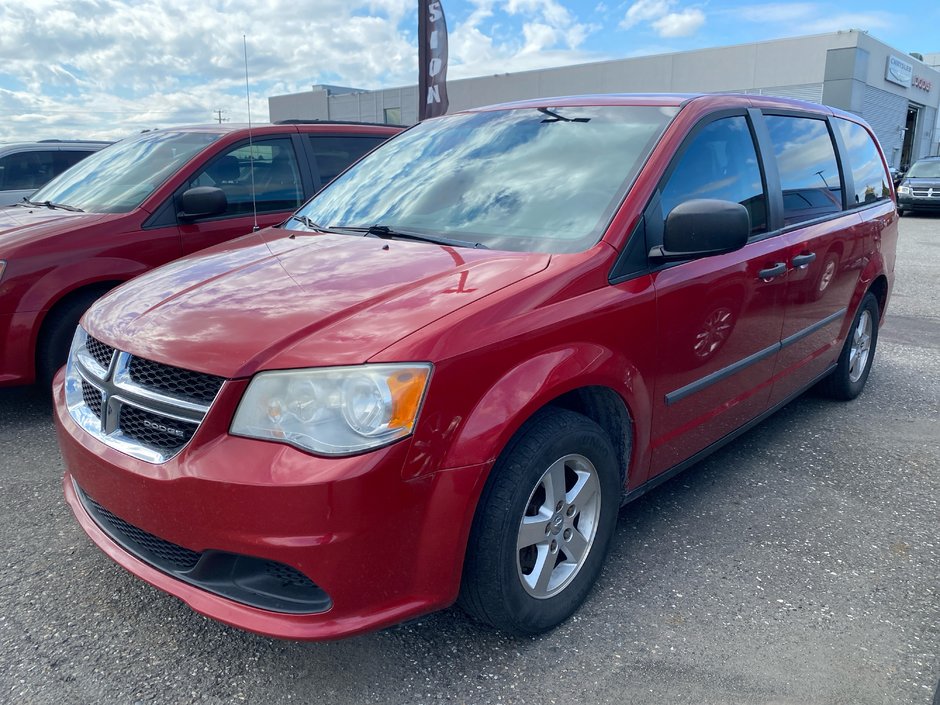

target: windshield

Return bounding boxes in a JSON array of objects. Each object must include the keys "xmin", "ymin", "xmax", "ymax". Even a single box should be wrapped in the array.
[
  {"xmin": 29, "ymin": 130, "xmax": 223, "ymax": 213},
  {"xmin": 905, "ymin": 160, "xmax": 940, "ymax": 179},
  {"xmin": 290, "ymin": 105, "xmax": 678, "ymax": 253}
]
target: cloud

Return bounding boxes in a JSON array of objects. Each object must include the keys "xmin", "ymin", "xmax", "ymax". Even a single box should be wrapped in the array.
[
  {"xmin": 733, "ymin": 3, "xmax": 895, "ymax": 35},
  {"xmin": 620, "ymin": 0, "xmax": 674, "ymax": 29},
  {"xmin": 619, "ymin": 0, "xmax": 705, "ymax": 38},
  {"xmin": 652, "ymin": 9, "xmax": 706, "ymax": 37},
  {"xmin": 0, "ymin": 0, "xmax": 610, "ymax": 142},
  {"xmin": 447, "ymin": 0, "xmax": 603, "ymax": 77}
]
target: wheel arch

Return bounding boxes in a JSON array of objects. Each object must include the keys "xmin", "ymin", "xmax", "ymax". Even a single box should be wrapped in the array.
[
  {"xmin": 33, "ymin": 279, "xmax": 124, "ymax": 378},
  {"xmin": 436, "ymin": 344, "xmax": 647, "ymax": 493},
  {"xmin": 867, "ymin": 273, "xmax": 889, "ymax": 318}
]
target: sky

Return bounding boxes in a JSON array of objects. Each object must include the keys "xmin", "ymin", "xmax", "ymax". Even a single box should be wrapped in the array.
[{"xmin": 1, "ymin": 0, "xmax": 938, "ymax": 143}]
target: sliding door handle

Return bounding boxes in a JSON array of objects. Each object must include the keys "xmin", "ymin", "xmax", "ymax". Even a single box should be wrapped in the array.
[{"xmin": 758, "ymin": 262, "xmax": 787, "ymax": 280}]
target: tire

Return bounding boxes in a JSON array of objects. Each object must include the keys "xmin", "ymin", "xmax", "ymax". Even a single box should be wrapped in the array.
[
  {"xmin": 817, "ymin": 291, "xmax": 880, "ymax": 400},
  {"xmin": 459, "ymin": 408, "xmax": 621, "ymax": 636},
  {"xmin": 36, "ymin": 288, "xmax": 110, "ymax": 389}
]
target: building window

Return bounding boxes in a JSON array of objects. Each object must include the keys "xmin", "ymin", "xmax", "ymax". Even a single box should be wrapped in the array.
[{"xmin": 383, "ymin": 107, "xmax": 402, "ymax": 125}]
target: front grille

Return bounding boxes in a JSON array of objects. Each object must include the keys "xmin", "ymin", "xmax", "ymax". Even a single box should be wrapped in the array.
[
  {"xmin": 67, "ymin": 332, "xmax": 226, "ymax": 463},
  {"xmin": 119, "ymin": 405, "xmax": 196, "ymax": 455},
  {"xmin": 75, "ymin": 482, "xmax": 331, "ymax": 614},
  {"xmin": 81, "ymin": 380, "xmax": 103, "ymax": 418},
  {"xmin": 129, "ymin": 357, "xmax": 224, "ymax": 404},
  {"xmin": 911, "ymin": 188, "xmax": 940, "ymax": 198},
  {"xmin": 86, "ymin": 336, "xmax": 116, "ymax": 370}
]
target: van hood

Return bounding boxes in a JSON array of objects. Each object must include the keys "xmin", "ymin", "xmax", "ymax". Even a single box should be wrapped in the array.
[
  {"xmin": 0, "ymin": 205, "xmax": 117, "ymax": 251},
  {"xmin": 85, "ymin": 230, "xmax": 550, "ymax": 378}
]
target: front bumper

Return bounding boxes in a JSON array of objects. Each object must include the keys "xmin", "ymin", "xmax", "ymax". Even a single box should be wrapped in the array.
[
  {"xmin": 0, "ymin": 310, "xmax": 38, "ymax": 386},
  {"xmin": 55, "ymin": 374, "xmax": 488, "ymax": 640},
  {"xmin": 897, "ymin": 193, "xmax": 940, "ymax": 211}
]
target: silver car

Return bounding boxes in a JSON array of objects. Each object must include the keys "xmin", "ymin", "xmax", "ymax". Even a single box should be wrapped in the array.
[{"xmin": 0, "ymin": 140, "xmax": 110, "ymax": 206}]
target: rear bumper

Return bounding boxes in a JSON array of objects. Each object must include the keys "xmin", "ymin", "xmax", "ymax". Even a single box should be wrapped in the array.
[{"xmin": 55, "ymin": 373, "xmax": 488, "ymax": 640}]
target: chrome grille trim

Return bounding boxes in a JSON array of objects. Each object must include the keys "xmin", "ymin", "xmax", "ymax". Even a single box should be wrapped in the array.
[{"xmin": 65, "ymin": 329, "xmax": 223, "ymax": 463}]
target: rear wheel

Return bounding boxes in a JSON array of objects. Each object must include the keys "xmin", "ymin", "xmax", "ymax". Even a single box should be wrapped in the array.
[
  {"xmin": 818, "ymin": 291, "xmax": 880, "ymax": 400},
  {"xmin": 459, "ymin": 408, "xmax": 621, "ymax": 636}
]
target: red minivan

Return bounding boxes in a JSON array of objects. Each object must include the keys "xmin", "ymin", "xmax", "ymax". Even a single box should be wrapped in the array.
[
  {"xmin": 54, "ymin": 94, "xmax": 897, "ymax": 639},
  {"xmin": 0, "ymin": 122, "xmax": 399, "ymax": 386}
]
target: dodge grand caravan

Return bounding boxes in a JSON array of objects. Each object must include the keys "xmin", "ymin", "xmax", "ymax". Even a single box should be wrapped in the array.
[
  {"xmin": 55, "ymin": 94, "xmax": 897, "ymax": 639},
  {"xmin": 0, "ymin": 121, "xmax": 399, "ymax": 386}
]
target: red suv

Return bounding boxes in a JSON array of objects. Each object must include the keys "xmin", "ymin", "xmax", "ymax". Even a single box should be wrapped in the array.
[
  {"xmin": 54, "ymin": 94, "xmax": 897, "ymax": 639},
  {"xmin": 0, "ymin": 121, "xmax": 399, "ymax": 386}
]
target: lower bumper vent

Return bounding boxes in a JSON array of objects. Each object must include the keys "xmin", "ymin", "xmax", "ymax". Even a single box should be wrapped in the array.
[{"xmin": 75, "ymin": 481, "xmax": 331, "ymax": 615}]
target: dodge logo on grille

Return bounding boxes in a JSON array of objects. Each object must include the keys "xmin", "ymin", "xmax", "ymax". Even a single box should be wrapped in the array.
[{"xmin": 141, "ymin": 419, "xmax": 187, "ymax": 438}]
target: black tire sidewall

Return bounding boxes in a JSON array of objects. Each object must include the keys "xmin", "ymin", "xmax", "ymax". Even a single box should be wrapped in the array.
[
  {"xmin": 464, "ymin": 409, "xmax": 621, "ymax": 635},
  {"xmin": 833, "ymin": 292, "xmax": 880, "ymax": 399}
]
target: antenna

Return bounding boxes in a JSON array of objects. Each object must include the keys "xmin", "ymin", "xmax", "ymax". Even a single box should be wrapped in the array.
[{"xmin": 243, "ymin": 34, "xmax": 259, "ymax": 232}]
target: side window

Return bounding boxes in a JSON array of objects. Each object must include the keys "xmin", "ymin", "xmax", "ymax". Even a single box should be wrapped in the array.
[
  {"xmin": 0, "ymin": 150, "xmax": 57, "ymax": 190},
  {"xmin": 833, "ymin": 119, "xmax": 891, "ymax": 206},
  {"xmin": 53, "ymin": 150, "xmax": 96, "ymax": 177},
  {"xmin": 186, "ymin": 138, "xmax": 302, "ymax": 217},
  {"xmin": 764, "ymin": 116, "xmax": 843, "ymax": 225},
  {"xmin": 660, "ymin": 116, "xmax": 767, "ymax": 235},
  {"xmin": 309, "ymin": 136, "xmax": 386, "ymax": 186}
]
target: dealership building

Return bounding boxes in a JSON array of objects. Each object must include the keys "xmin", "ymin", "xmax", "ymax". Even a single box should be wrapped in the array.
[{"xmin": 269, "ymin": 30, "xmax": 940, "ymax": 169}]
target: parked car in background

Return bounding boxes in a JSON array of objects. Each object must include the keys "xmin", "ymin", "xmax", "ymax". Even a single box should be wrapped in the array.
[
  {"xmin": 0, "ymin": 140, "xmax": 110, "ymax": 206},
  {"xmin": 896, "ymin": 156, "xmax": 940, "ymax": 215},
  {"xmin": 0, "ymin": 121, "xmax": 400, "ymax": 387},
  {"xmin": 55, "ymin": 94, "xmax": 897, "ymax": 640}
]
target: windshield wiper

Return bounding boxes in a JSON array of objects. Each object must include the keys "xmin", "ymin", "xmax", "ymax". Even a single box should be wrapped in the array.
[
  {"xmin": 20, "ymin": 197, "xmax": 83, "ymax": 212},
  {"xmin": 330, "ymin": 224, "xmax": 489, "ymax": 249},
  {"xmin": 288, "ymin": 214, "xmax": 344, "ymax": 234}
]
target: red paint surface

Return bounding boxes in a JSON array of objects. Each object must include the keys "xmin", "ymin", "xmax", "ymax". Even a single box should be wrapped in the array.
[{"xmin": 54, "ymin": 94, "xmax": 897, "ymax": 639}]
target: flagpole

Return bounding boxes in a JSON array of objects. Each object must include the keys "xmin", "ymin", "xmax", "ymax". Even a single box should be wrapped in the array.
[{"xmin": 418, "ymin": 0, "xmax": 428, "ymax": 121}]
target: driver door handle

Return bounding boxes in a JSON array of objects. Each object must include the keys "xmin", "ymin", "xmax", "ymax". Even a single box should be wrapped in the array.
[{"xmin": 791, "ymin": 252, "xmax": 817, "ymax": 268}]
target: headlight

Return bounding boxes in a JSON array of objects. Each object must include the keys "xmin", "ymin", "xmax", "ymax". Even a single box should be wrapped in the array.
[
  {"xmin": 231, "ymin": 364, "xmax": 432, "ymax": 455},
  {"xmin": 897, "ymin": 185, "xmax": 911, "ymax": 195}
]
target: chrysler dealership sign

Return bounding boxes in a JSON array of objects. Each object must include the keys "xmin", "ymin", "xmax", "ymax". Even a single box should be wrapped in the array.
[{"xmin": 885, "ymin": 56, "xmax": 913, "ymax": 88}]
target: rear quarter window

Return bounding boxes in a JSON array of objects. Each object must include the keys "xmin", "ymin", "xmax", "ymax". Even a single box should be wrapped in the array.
[{"xmin": 834, "ymin": 119, "xmax": 891, "ymax": 206}]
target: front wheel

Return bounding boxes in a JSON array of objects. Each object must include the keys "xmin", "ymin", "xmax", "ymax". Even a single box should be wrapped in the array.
[
  {"xmin": 818, "ymin": 291, "xmax": 880, "ymax": 400},
  {"xmin": 459, "ymin": 408, "xmax": 621, "ymax": 636}
]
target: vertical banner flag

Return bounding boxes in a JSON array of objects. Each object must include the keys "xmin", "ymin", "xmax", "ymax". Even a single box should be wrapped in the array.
[{"xmin": 418, "ymin": 1, "xmax": 449, "ymax": 120}]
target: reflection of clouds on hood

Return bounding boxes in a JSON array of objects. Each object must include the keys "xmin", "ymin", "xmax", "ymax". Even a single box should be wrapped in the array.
[
  {"xmin": 86, "ymin": 230, "xmax": 549, "ymax": 375},
  {"xmin": 299, "ymin": 106, "xmax": 676, "ymax": 253}
]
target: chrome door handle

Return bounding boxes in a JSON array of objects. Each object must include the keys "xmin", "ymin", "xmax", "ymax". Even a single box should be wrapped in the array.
[
  {"xmin": 791, "ymin": 253, "xmax": 817, "ymax": 268},
  {"xmin": 758, "ymin": 262, "xmax": 787, "ymax": 280}
]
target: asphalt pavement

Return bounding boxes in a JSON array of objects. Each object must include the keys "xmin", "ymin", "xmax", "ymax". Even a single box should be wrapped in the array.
[{"xmin": 1, "ymin": 216, "xmax": 937, "ymax": 705}]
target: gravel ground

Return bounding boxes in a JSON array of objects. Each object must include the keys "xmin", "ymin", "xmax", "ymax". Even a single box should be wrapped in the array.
[{"xmin": 0, "ymin": 216, "xmax": 937, "ymax": 705}]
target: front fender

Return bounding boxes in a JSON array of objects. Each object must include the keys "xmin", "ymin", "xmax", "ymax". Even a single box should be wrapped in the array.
[
  {"xmin": 416, "ymin": 343, "xmax": 651, "ymax": 484},
  {"xmin": 18, "ymin": 257, "xmax": 148, "ymax": 314}
]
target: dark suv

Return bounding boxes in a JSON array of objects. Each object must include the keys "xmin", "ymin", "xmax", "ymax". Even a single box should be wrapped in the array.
[
  {"xmin": 0, "ymin": 122, "xmax": 399, "ymax": 386},
  {"xmin": 56, "ymin": 94, "xmax": 897, "ymax": 640},
  {"xmin": 896, "ymin": 156, "xmax": 940, "ymax": 215}
]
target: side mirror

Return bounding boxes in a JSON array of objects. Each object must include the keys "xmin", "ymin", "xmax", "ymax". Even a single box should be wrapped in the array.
[
  {"xmin": 178, "ymin": 186, "xmax": 227, "ymax": 221},
  {"xmin": 650, "ymin": 199, "xmax": 749, "ymax": 262}
]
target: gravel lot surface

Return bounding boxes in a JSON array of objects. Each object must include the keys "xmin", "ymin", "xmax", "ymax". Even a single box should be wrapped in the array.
[{"xmin": 1, "ymin": 216, "xmax": 937, "ymax": 705}]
